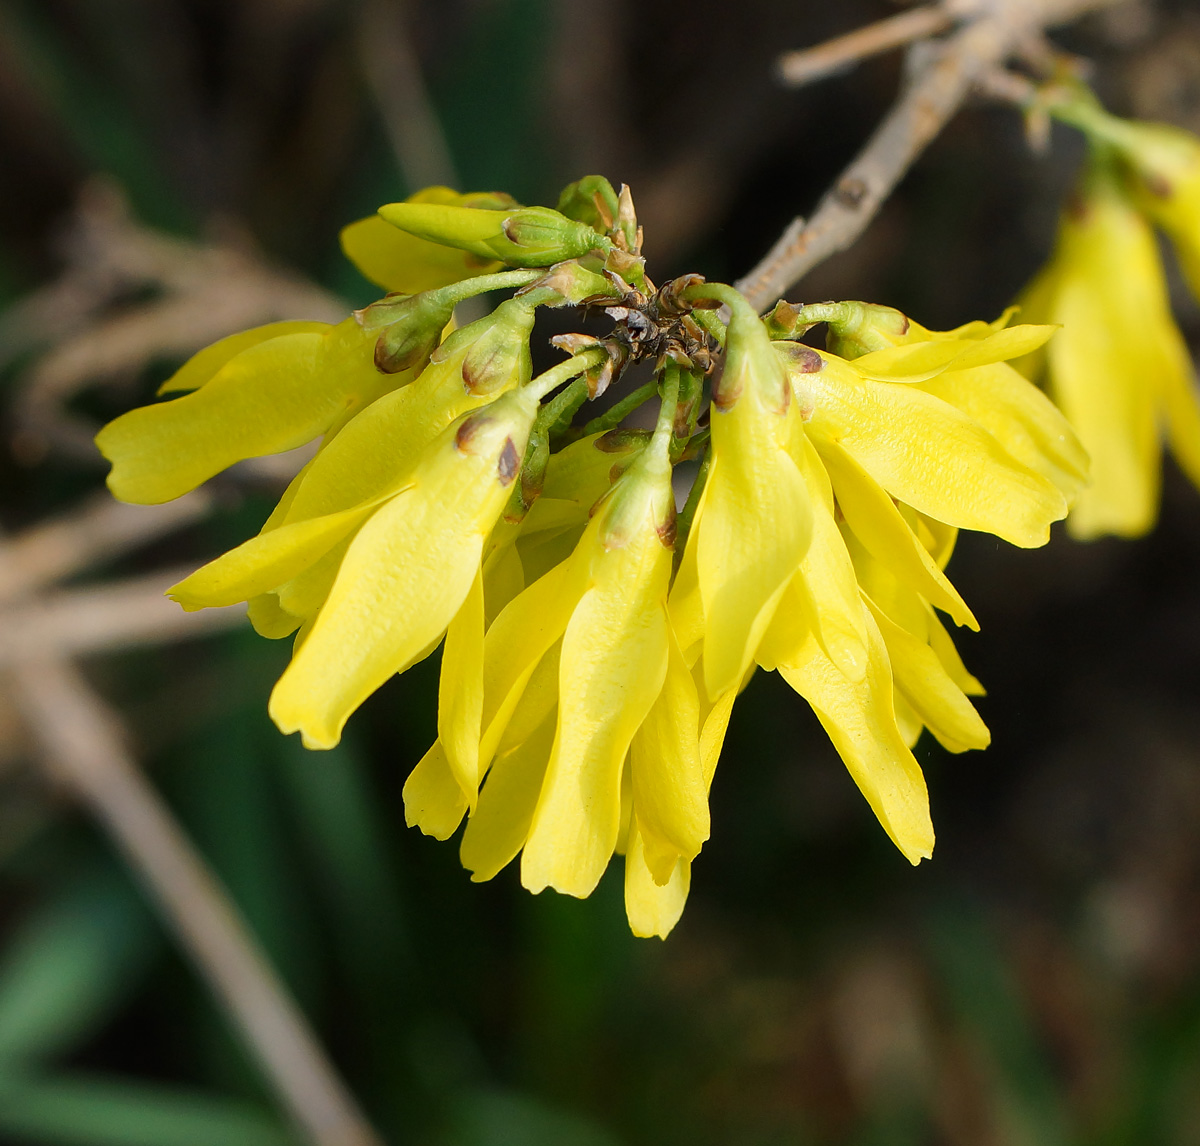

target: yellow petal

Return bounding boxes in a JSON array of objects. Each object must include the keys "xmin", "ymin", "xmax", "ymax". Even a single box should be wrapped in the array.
[
  {"xmin": 698, "ymin": 435, "xmax": 811, "ymax": 698},
  {"xmin": 158, "ymin": 321, "xmax": 332, "ymax": 394},
  {"xmin": 521, "ymin": 530, "xmax": 671, "ymax": 898},
  {"xmin": 403, "ymin": 740, "xmax": 469, "ymax": 840},
  {"xmin": 275, "ymin": 539, "xmax": 349, "ymax": 621},
  {"xmin": 270, "ymin": 400, "xmax": 532, "ymax": 749},
  {"xmin": 98, "ymin": 320, "xmax": 410, "ymax": 504},
  {"xmin": 459, "ymin": 709, "xmax": 557, "ymax": 882},
  {"xmin": 848, "ymin": 324, "xmax": 1056, "ymax": 383},
  {"xmin": 98, "ymin": 331, "xmax": 324, "ymax": 503},
  {"xmin": 866, "ymin": 599, "xmax": 990, "ymax": 754},
  {"xmin": 918, "ymin": 362, "xmax": 1088, "ymax": 501},
  {"xmin": 246, "ymin": 592, "xmax": 303, "ymax": 639},
  {"xmin": 666, "ymin": 475, "xmax": 710, "ymax": 669},
  {"xmin": 341, "ymin": 201, "xmax": 502, "ymax": 294},
  {"xmin": 167, "ymin": 501, "xmax": 380, "ymax": 609},
  {"xmin": 1044, "ymin": 185, "xmax": 1163, "ymax": 539},
  {"xmin": 630, "ymin": 626, "xmax": 710, "ymax": 869},
  {"xmin": 624, "ymin": 825, "xmax": 690, "ymax": 940},
  {"xmin": 478, "ymin": 556, "xmax": 586, "ymax": 768},
  {"xmin": 790, "ymin": 429, "xmax": 869, "ymax": 680},
  {"xmin": 481, "ymin": 530, "xmax": 525, "ymax": 625},
  {"xmin": 777, "ymin": 607, "xmax": 934, "ymax": 864},
  {"xmin": 893, "ymin": 692, "xmax": 923, "ymax": 750},
  {"xmin": 514, "ymin": 520, "xmax": 587, "ymax": 588},
  {"xmin": 816, "ymin": 438, "xmax": 976, "ymax": 629},
  {"xmin": 803, "ymin": 355, "xmax": 1067, "ymax": 547},
  {"xmin": 438, "ymin": 567, "xmax": 486, "ymax": 802},
  {"xmin": 926, "ymin": 608, "xmax": 984, "ymax": 696}
]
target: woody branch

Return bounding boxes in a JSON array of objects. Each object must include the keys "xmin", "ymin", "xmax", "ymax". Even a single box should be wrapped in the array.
[{"xmin": 737, "ymin": 0, "xmax": 1122, "ymax": 312}]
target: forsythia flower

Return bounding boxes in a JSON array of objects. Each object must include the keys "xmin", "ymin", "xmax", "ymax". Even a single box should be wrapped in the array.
[
  {"xmin": 95, "ymin": 174, "xmax": 1086, "ymax": 937},
  {"xmin": 1017, "ymin": 95, "xmax": 1200, "ymax": 538},
  {"xmin": 672, "ymin": 293, "xmax": 1082, "ymax": 865}
]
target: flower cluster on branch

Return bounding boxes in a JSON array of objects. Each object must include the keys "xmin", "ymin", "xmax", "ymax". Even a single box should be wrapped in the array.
[{"xmin": 96, "ymin": 177, "xmax": 1083, "ymax": 936}]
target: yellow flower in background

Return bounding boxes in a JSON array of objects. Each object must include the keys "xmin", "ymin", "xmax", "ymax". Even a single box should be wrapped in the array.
[
  {"xmin": 1018, "ymin": 156, "xmax": 1200, "ymax": 538},
  {"xmin": 95, "ymin": 172, "xmax": 1088, "ymax": 937},
  {"xmin": 1049, "ymin": 98, "xmax": 1200, "ymax": 301}
]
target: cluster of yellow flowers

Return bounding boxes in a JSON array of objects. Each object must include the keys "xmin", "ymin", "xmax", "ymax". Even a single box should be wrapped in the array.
[
  {"xmin": 96, "ymin": 177, "xmax": 1085, "ymax": 936},
  {"xmin": 1018, "ymin": 91, "xmax": 1200, "ymax": 538}
]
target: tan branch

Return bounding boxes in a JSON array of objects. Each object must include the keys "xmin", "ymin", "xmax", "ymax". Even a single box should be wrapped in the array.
[
  {"xmin": 736, "ymin": 0, "xmax": 1120, "ymax": 312},
  {"xmin": 0, "ymin": 569, "xmax": 246, "ymax": 666},
  {"xmin": 777, "ymin": 5, "xmax": 954, "ymax": 88},
  {"xmin": 9, "ymin": 658, "xmax": 384, "ymax": 1146},
  {"xmin": 0, "ymin": 492, "xmax": 213, "ymax": 602}
]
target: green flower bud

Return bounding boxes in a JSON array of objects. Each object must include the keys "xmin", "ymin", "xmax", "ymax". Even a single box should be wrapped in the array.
[
  {"xmin": 363, "ymin": 291, "xmax": 456, "ymax": 374},
  {"xmin": 453, "ymin": 297, "xmax": 536, "ymax": 395},
  {"xmin": 377, "ymin": 202, "xmax": 609, "ymax": 267},
  {"xmin": 556, "ymin": 175, "xmax": 621, "ymax": 234},
  {"xmin": 821, "ymin": 302, "xmax": 910, "ymax": 358},
  {"xmin": 761, "ymin": 300, "xmax": 909, "ymax": 358},
  {"xmin": 520, "ymin": 255, "xmax": 623, "ymax": 307}
]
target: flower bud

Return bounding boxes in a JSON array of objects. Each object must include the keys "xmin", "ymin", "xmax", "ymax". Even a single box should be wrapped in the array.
[
  {"xmin": 821, "ymin": 303, "xmax": 911, "ymax": 359},
  {"xmin": 713, "ymin": 303, "xmax": 790, "ymax": 414},
  {"xmin": 361, "ymin": 290, "xmax": 456, "ymax": 374},
  {"xmin": 556, "ymin": 175, "xmax": 621, "ymax": 233},
  {"xmin": 377, "ymin": 202, "xmax": 609, "ymax": 267},
  {"xmin": 456, "ymin": 298, "xmax": 537, "ymax": 395},
  {"xmin": 519, "ymin": 256, "xmax": 622, "ymax": 307}
]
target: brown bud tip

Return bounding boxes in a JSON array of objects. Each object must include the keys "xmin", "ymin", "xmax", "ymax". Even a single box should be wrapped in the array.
[
  {"xmin": 1142, "ymin": 171, "xmax": 1173, "ymax": 199},
  {"xmin": 497, "ymin": 438, "xmax": 521, "ymax": 485},
  {"xmin": 656, "ymin": 503, "xmax": 678, "ymax": 549},
  {"xmin": 591, "ymin": 189, "xmax": 615, "ymax": 229},
  {"xmin": 455, "ymin": 414, "xmax": 483, "ymax": 451},
  {"xmin": 777, "ymin": 344, "xmax": 823, "ymax": 373},
  {"xmin": 374, "ymin": 335, "xmax": 419, "ymax": 375},
  {"xmin": 710, "ymin": 363, "xmax": 742, "ymax": 411}
]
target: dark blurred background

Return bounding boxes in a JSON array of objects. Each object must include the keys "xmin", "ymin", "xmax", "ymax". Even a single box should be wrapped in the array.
[{"xmin": 3, "ymin": 1, "xmax": 1200, "ymax": 1143}]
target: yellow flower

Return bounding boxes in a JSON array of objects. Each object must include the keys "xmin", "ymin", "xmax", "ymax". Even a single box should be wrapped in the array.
[
  {"xmin": 1018, "ymin": 156, "xmax": 1200, "ymax": 538},
  {"xmin": 1050, "ymin": 99, "xmax": 1200, "ymax": 300},
  {"xmin": 404, "ymin": 384, "xmax": 716, "ymax": 937},
  {"xmin": 690, "ymin": 295, "xmax": 813, "ymax": 700},
  {"xmin": 673, "ymin": 293, "xmax": 1078, "ymax": 867},
  {"xmin": 96, "ymin": 316, "xmax": 409, "ymax": 505},
  {"xmin": 96, "ymin": 175, "xmax": 1092, "ymax": 938},
  {"xmin": 166, "ymin": 298, "xmax": 542, "ymax": 629}
]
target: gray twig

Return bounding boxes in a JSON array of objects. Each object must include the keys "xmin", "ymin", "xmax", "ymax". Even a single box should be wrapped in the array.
[{"xmin": 776, "ymin": 5, "xmax": 954, "ymax": 88}]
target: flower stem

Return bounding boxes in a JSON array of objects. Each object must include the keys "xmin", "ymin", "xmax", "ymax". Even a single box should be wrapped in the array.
[
  {"xmin": 654, "ymin": 365, "xmax": 681, "ymax": 446},
  {"xmin": 673, "ymin": 445, "xmax": 711, "ymax": 573},
  {"xmin": 581, "ymin": 379, "xmax": 659, "ymax": 436},
  {"xmin": 440, "ymin": 268, "xmax": 544, "ymax": 305},
  {"xmin": 527, "ymin": 347, "xmax": 607, "ymax": 403}
]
